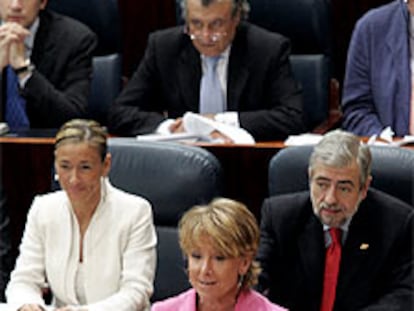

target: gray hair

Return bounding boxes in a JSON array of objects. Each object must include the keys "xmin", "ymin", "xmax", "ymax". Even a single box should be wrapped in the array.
[
  {"xmin": 309, "ymin": 130, "xmax": 372, "ymax": 187},
  {"xmin": 180, "ymin": 0, "xmax": 250, "ymax": 20}
]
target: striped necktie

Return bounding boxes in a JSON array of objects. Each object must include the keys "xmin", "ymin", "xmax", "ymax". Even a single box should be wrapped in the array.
[
  {"xmin": 199, "ymin": 56, "xmax": 225, "ymax": 114},
  {"xmin": 5, "ymin": 66, "xmax": 30, "ymax": 129}
]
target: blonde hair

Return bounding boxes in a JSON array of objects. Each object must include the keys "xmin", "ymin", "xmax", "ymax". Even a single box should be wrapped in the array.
[
  {"xmin": 55, "ymin": 119, "xmax": 108, "ymax": 161},
  {"xmin": 179, "ymin": 198, "xmax": 261, "ymax": 289}
]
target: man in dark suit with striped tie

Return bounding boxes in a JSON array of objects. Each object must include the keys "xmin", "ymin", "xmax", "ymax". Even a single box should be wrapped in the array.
[
  {"xmin": 109, "ymin": 0, "xmax": 305, "ymax": 142},
  {"xmin": 257, "ymin": 130, "xmax": 413, "ymax": 311},
  {"xmin": 0, "ymin": 0, "xmax": 96, "ymax": 129}
]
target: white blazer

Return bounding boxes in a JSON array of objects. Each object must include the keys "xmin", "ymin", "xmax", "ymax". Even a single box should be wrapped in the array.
[{"xmin": 6, "ymin": 179, "xmax": 157, "ymax": 311}]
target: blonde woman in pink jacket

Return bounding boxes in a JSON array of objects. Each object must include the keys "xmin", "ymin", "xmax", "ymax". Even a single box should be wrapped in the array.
[{"xmin": 152, "ymin": 198, "xmax": 287, "ymax": 311}]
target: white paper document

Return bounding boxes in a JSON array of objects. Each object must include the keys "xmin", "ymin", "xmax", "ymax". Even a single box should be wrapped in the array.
[
  {"xmin": 136, "ymin": 132, "xmax": 209, "ymax": 142},
  {"xmin": 0, "ymin": 122, "xmax": 9, "ymax": 136},
  {"xmin": 284, "ymin": 133, "xmax": 323, "ymax": 146},
  {"xmin": 137, "ymin": 112, "xmax": 255, "ymax": 144}
]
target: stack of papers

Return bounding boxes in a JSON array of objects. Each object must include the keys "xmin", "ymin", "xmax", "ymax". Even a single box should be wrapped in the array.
[
  {"xmin": 284, "ymin": 133, "xmax": 323, "ymax": 146},
  {"xmin": 137, "ymin": 112, "xmax": 255, "ymax": 144},
  {"xmin": 284, "ymin": 127, "xmax": 414, "ymax": 147},
  {"xmin": 137, "ymin": 132, "xmax": 209, "ymax": 142}
]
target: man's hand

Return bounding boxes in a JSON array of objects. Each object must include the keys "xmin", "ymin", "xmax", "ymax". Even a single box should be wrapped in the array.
[
  {"xmin": 169, "ymin": 117, "xmax": 184, "ymax": 133},
  {"xmin": 201, "ymin": 113, "xmax": 215, "ymax": 120},
  {"xmin": 169, "ymin": 115, "xmax": 233, "ymax": 143},
  {"xmin": 0, "ymin": 24, "xmax": 18, "ymax": 70},
  {"xmin": 0, "ymin": 22, "xmax": 29, "ymax": 70},
  {"xmin": 210, "ymin": 130, "xmax": 233, "ymax": 143},
  {"xmin": 8, "ymin": 23, "xmax": 29, "ymax": 69},
  {"xmin": 201, "ymin": 113, "xmax": 233, "ymax": 143}
]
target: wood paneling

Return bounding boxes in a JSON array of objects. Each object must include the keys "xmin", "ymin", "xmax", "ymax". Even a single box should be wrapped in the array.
[{"xmin": 118, "ymin": 0, "xmax": 176, "ymax": 78}]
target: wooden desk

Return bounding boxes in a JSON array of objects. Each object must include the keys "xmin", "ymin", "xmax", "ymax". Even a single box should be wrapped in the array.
[
  {"xmin": 0, "ymin": 136, "xmax": 55, "ymax": 260},
  {"xmin": 0, "ymin": 136, "xmax": 285, "ymax": 259}
]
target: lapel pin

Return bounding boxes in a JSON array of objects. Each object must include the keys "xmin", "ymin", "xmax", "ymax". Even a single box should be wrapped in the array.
[{"xmin": 360, "ymin": 243, "xmax": 369, "ymax": 250}]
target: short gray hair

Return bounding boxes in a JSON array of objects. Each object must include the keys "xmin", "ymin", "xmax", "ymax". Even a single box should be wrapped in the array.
[
  {"xmin": 309, "ymin": 130, "xmax": 372, "ymax": 187},
  {"xmin": 180, "ymin": 0, "xmax": 250, "ymax": 20}
]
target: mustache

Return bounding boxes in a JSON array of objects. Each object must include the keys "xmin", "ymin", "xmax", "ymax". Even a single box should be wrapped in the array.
[{"xmin": 319, "ymin": 202, "xmax": 341, "ymax": 211}]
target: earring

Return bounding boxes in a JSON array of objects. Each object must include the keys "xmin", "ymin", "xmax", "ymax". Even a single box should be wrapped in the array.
[
  {"xmin": 237, "ymin": 274, "xmax": 245, "ymax": 289},
  {"xmin": 54, "ymin": 174, "xmax": 59, "ymax": 181}
]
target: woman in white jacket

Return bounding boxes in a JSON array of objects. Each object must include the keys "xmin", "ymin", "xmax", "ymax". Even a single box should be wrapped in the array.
[{"xmin": 6, "ymin": 119, "xmax": 157, "ymax": 311}]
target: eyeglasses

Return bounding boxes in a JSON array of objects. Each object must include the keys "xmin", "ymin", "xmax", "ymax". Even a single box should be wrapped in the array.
[
  {"xmin": 184, "ymin": 25, "xmax": 227, "ymax": 43},
  {"xmin": 184, "ymin": 13, "xmax": 234, "ymax": 42}
]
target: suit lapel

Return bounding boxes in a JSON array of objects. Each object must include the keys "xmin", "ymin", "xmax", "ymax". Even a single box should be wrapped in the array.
[
  {"xmin": 177, "ymin": 43, "xmax": 202, "ymax": 112},
  {"xmin": 297, "ymin": 215, "xmax": 325, "ymax": 299},
  {"xmin": 336, "ymin": 204, "xmax": 375, "ymax": 297},
  {"xmin": 31, "ymin": 11, "xmax": 58, "ymax": 75},
  {"xmin": 227, "ymin": 28, "xmax": 249, "ymax": 111}
]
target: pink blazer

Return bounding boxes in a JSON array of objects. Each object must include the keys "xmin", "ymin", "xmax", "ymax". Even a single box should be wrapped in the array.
[{"xmin": 151, "ymin": 288, "xmax": 287, "ymax": 311}]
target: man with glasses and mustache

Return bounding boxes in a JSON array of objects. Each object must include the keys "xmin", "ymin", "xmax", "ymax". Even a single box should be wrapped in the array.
[
  {"xmin": 109, "ymin": 0, "xmax": 305, "ymax": 142},
  {"xmin": 256, "ymin": 130, "xmax": 413, "ymax": 311}
]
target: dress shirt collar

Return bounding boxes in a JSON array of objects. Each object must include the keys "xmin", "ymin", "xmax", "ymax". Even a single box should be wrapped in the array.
[
  {"xmin": 25, "ymin": 17, "xmax": 40, "ymax": 58},
  {"xmin": 200, "ymin": 44, "xmax": 232, "ymax": 76},
  {"xmin": 323, "ymin": 217, "xmax": 352, "ymax": 247},
  {"xmin": 200, "ymin": 44, "xmax": 231, "ymax": 62}
]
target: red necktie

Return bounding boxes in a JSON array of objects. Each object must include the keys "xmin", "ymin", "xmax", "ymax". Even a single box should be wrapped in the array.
[{"xmin": 320, "ymin": 228, "xmax": 342, "ymax": 311}]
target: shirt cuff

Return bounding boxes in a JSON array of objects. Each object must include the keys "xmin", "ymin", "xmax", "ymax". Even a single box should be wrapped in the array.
[
  {"xmin": 214, "ymin": 112, "xmax": 240, "ymax": 128},
  {"xmin": 18, "ymin": 72, "xmax": 33, "ymax": 89},
  {"xmin": 156, "ymin": 119, "xmax": 174, "ymax": 134}
]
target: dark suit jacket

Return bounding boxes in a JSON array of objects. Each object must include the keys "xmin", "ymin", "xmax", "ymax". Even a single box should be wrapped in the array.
[
  {"xmin": 341, "ymin": 0, "xmax": 411, "ymax": 137},
  {"xmin": 108, "ymin": 22, "xmax": 305, "ymax": 141},
  {"xmin": 257, "ymin": 189, "xmax": 413, "ymax": 311},
  {"xmin": 0, "ymin": 10, "xmax": 97, "ymax": 129}
]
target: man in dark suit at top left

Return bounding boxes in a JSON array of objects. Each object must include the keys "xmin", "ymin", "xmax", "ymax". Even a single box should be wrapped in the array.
[{"xmin": 0, "ymin": 0, "xmax": 97, "ymax": 129}]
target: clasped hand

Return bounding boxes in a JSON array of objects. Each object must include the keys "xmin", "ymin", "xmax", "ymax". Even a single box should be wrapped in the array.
[
  {"xmin": 0, "ymin": 22, "xmax": 29, "ymax": 71},
  {"xmin": 169, "ymin": 114, "xmax": 233, "ymax": 143}
]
